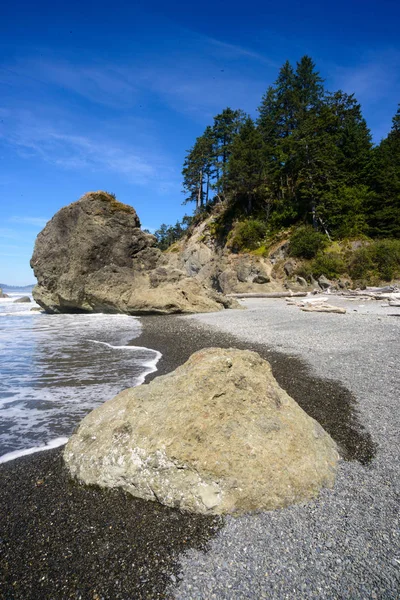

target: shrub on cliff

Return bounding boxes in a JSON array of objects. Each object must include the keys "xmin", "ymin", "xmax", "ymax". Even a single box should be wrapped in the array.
[
  {"xmin": 311, "ymin": 252, "xmax": 346, "ymax": 279},
  {"xmin": 289, "ymin": 226, "xmax": 328, "ymax": 259},
  {"xmin": 349, "ymin": 240, "xmax": 400, "ymax": 282},
  {"xmin": 227, "ymin": 219, "xmax": 267, "ymax": 252}
]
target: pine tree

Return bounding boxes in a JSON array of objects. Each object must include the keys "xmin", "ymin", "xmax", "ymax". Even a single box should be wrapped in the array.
[
  {"xmin": 212, "ymin": 107, "xmax": 246, "ymax": 196},
  {"xmin": 368, "ymin": 104, "xmax": 400, "ymax": 237},
  {"xmin": 257, "ymin": 86, "xmax": 277, "ymax": 143},
  {"xmin": 274, "ymin": 60, "xmax": 297, "ymax": 138},
  {"xmin": 277, "ymin": 56, "xmax": 327, "ymax": 226},
  {"xmin": 294, "ymin": 55, "xmax": 324, "ymax": 116},
  {"xmin": 226, "ymin": 116, "xmax": 269, "ymax": 214},
  {"xmin": 327, "ymin": 91, "xmax": 372, "ymax": 185},
  {"xmin": 180, "ymin": 57, "xmax": 398, "ymax": 243},
  {"xmin": 257, "ymin": 61, "xmax": 298, "ymax": 208},
  {"xmin": 182, "ymin": 128, "xmax": 214, "ymax": 210}
]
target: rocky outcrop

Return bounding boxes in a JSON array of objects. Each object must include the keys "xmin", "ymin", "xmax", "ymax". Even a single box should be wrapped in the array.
[
  {"xmin": 64, "ymin": 348, "xmax": 339, "ymax": 515},
  {"xmin": 0, "ymin": 288, "xmax": 9, "ymax": 298},
  {"xmin": 30, "ymin": 192, "xmax": 238, "ymax": 314},
  {"xmin": 13, "ymin": 296, "xmax": 31, "ymax": 303},
  {"xmin": 318, "ymin": 275, "xmax": 331, "ymax": 290},
  {"xmin": 167, "ymin": 217, "xmax": 283, "ymax": 295}
]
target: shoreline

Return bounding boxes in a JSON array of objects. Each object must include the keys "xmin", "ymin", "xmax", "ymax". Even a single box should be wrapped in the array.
[{"xmin": 1, "ymin": 303, "xmax": 398, "ymax": 598}]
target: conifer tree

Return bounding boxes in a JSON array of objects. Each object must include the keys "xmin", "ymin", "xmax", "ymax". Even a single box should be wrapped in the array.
[
  {"xmin": 294, "ymin": 55, "xmax": 324, "ymax": 116},
  {"xmin": 226, "ymin": 116, "xmax": 269, "ymax": 214},
  {"xmin": 368, "ymin": 104, "xmax": 400, "ymax": 237},
  {"xmin": 181, "ymin": 57, "xmax": 398, "ymax": 243},
  {"xmin": 256, "ymin": 61, "xmax": 298, "ymax": 208},
  {"xmin": 327, "ymin": 91, "xmax": 372, "ymax": 185},
  {"xmin": 212, "ymin": 107, "xmax": 245, "ymax": 196},
  {"xmin": 182, "ymin": 127, "xmax": 214, "ymax": 210},
  {"xmin": 274, "ymin": 60, "xmax": 297, "ymax": 138}
]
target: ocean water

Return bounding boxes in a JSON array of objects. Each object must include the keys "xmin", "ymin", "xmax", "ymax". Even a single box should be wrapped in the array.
[{"xmin": 0, "ymin": 293, "xmax": 161, "ymax": 462}]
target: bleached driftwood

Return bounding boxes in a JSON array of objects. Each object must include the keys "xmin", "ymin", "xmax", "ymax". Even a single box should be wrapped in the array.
[
  {"xmin": 301, "ymin": 304, "xmax": 346, "ymax": 314},
  {"xmin": 339, "ymin": 288, "xmax": 400, "ymax": 301},
  {"xmin": 365, "ymin": 286, "xmax": 398, "ymax": 293},
  {"xmin": 228, "ymin": 291, "xmax": 307, "ymax": 299},
  {"xmin": 286, "ymin": 297, "xmax": 328, "ymax": 307}
]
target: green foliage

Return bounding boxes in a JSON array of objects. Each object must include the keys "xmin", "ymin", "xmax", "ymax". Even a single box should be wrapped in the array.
[
  {"xmin": 318, "ymin": 185, "xmax": 371, "ymax": 238},
  {"xmin": 311, "ymin": 252, "xmax": 346, "ymax": 279},
  {"xmin": 154, "ymin": 215, "xmax": 193, "ymax": 251},
  {"xmin": 182, "ymin": 126, "xmax": 214, "ymax": 209},
  {"xmin": 82, "ymin": 191, "xmax": 134, "ymax": 214},
  {"xmin": 348, "ymin": 240, "xmax": 400, "ymax": 282},
  {"xmin": 178, "ymin": 58, "xmax": 399, "ymax": 278},
  {"xmin": 289, "ymin": 226, "xmax": 328, "ymax": 259},
  {"xmin": 227, "ymin": 219, "xmax": 267, "ymax": 252},
  {"xmin": 226, "ymin": 116, "xmax": 268, "ymax": 214},
  {"xmin": 251, "ymin": 245, "xmax": 269, "ymax": 257},
  {"xmin": 367, "ymin": 104, "xmax": 400, "ymax": 237},
  {"xmin": 293, "ymin": 262, "xmax": 314, "ymax": 281},
  {"xmin": 292, "ymin": 239, "xmax": 400, "ymax": 283},
  {"xmin": 182, "ymin": 108, "xmax": 245, "ymax": 210}
]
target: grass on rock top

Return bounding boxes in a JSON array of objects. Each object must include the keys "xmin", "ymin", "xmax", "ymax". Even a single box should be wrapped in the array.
[{"xmin": 81, "ymin": 191, "xmax": 136, "ymax": 215}]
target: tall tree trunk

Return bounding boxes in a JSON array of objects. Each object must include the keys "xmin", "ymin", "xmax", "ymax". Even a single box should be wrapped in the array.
[
  {"xmin": 311, "ymin": 199, "xmax": 318, "ymax": 230},
  {"xmin": 198, "ymin": 169, "xmax": 203, "ymax": 208}
]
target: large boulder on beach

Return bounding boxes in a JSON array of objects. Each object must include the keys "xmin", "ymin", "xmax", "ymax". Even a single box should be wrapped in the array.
[
  {"xmin": 64, "ymin": 348, "xmax": 339, "ymax": 515},
  {"xmin": 30, "ymin": 191, "xmax": 237, "ymax": 314}
]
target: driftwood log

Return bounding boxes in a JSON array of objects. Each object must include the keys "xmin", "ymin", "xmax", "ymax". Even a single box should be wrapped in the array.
[
  {"xmin": 301, "ymin": 304, "xmax": 346, "ymax": 314},
  {"xmin": 228, "ymin": 292, "xmax": 308, "ymax": 299}
]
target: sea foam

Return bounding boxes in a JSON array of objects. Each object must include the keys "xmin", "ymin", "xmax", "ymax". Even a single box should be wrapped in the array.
[
  {"xmin": 0, "ymin": 310, "xmax": 162, "ymax": 460},
  {"xmin": 0, "ymin": 437, "xmax": 69, "ymax": 464}
]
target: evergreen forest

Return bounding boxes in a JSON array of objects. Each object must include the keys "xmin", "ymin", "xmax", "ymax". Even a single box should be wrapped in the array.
[
  {"xmin": 157, "ymin": 56, "xmax": 399, "ymax": 250},
  {"xmin": 153, "ymin": 57, "xmax": 400, "ymax": 284}
]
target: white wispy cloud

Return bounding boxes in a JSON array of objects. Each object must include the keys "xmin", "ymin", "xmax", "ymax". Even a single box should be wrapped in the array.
[
  {"xmin": 0, "ymin": 62, "xmax": 139, "ymax": 110},
  {"xmin": 8, "ymin": 216, "xmax": 49, "ymax": 227},
  {"xmin": 0, "ymin": 228, "xmax": 21, "ymax": 240},
  {"xmin": 0, "ymin": 109, "xmax": 173, "ymax": 186},
  {"xmin": 0, "ymin": 251, "xmax": 30, "ymax": 258},
  {"xmin": 0, "ymin": 26, "xmax": 274, "ymax": 122},
  {"xmin": 331, "ymin": 49, "xmax": 400, "ymax": 102},
  {"xmin": 206, "ymin": 36, "xmax": 278, "ymax": 67},
  {"xmin": 328, "ymin": 49, "xmax": 400, "ymax": 142}
]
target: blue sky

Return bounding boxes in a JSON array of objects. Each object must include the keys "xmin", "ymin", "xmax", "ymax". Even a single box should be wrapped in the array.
[{"xmin": 1, "ymin": 0, "xmax": 399, "ymax": 284}]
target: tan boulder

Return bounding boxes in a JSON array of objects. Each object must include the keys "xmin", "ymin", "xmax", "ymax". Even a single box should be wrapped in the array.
[
  {"xmin": 125, "ymin": 279, "xmax": 235, "ymax": 314},
  {"xmin": 64, "ymin": 348, "xmax": 339, "ymax": 515}
]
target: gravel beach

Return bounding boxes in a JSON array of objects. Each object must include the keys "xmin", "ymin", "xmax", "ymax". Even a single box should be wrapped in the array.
[
  {"xmin": 172, "ymin": 297, "xmax": 400, "ymax": 599},
  {"xmin": 1, "ymin": 296, "xmax": 399, "ymax": 599}
]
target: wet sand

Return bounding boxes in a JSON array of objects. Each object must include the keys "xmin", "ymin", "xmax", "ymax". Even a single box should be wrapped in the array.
[{"xmin": 0, "ymin": 311, "xmax": 378, "ymax": 599}]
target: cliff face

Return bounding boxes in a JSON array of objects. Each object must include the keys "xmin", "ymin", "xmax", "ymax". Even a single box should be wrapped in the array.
[
  {"xmin": 30, "ymin": 192, "xmax": 238, "ymax": 314},
  {"xmin": 167, "ymin": 214, "xmax": 302, "ymax": 295}
]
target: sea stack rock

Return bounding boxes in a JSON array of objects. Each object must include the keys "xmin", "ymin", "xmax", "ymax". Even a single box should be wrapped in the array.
[
  {"xmin": 64, "ymin": 348, "xmax": 339, "ymax": 515},
  {"xmin": 30, "ymin": 191, "xmax": 236, "ymax": 314}
]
